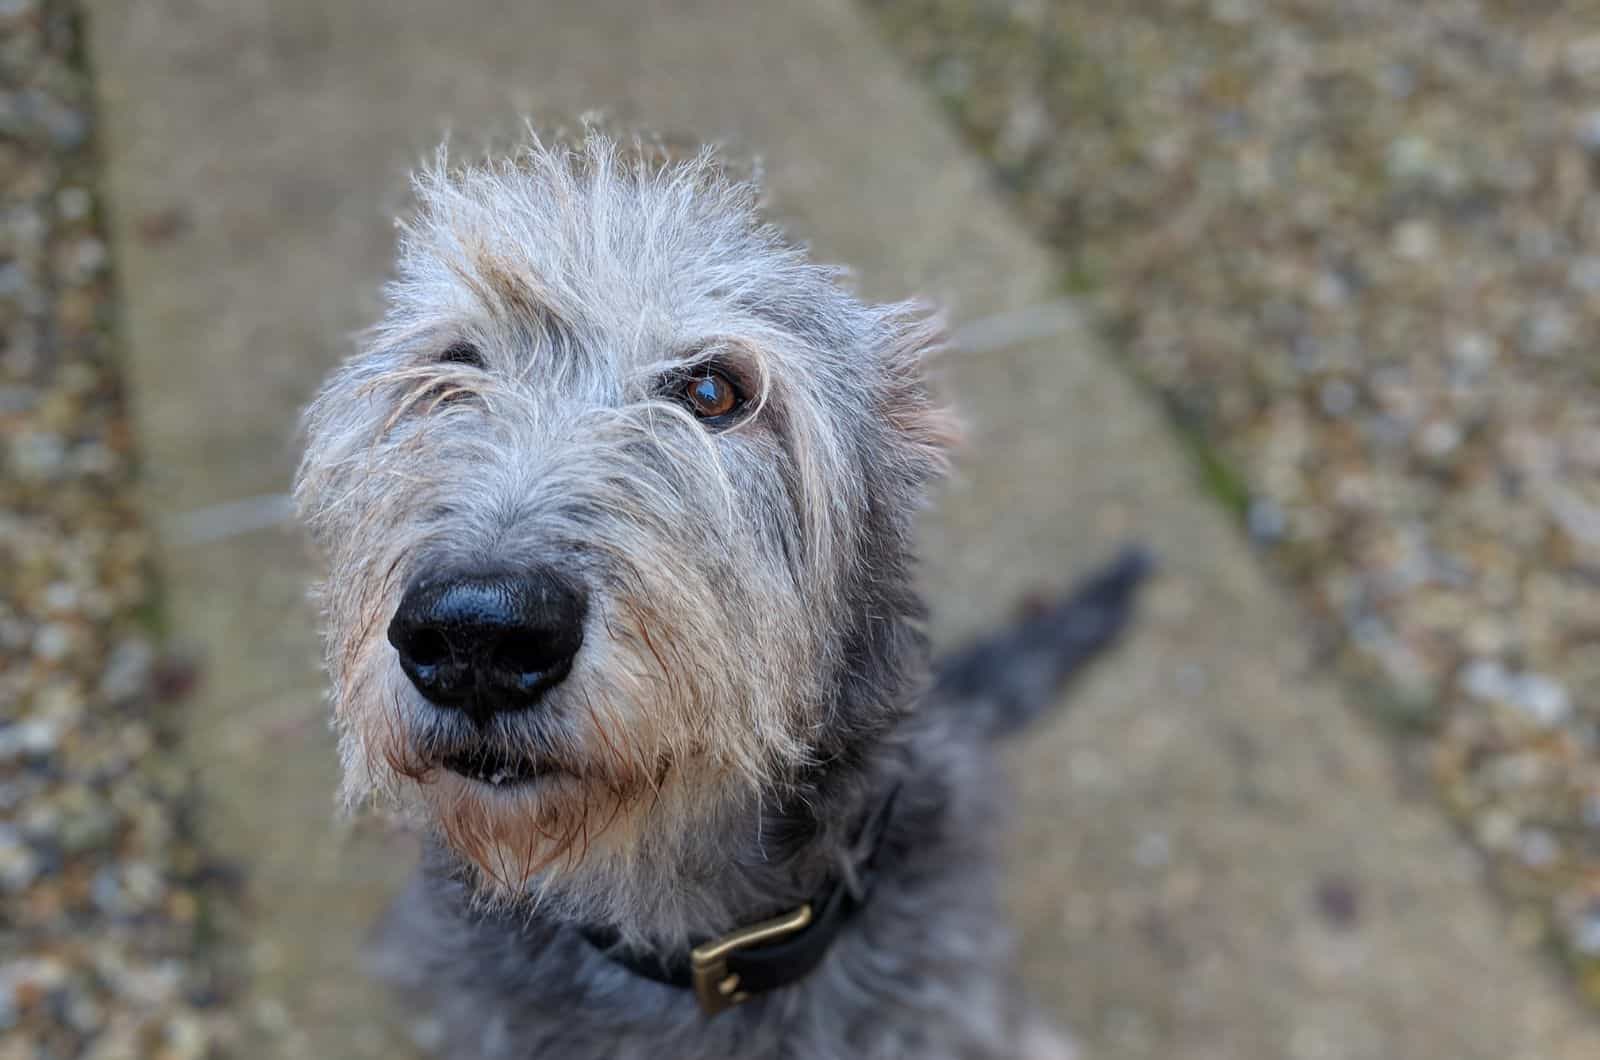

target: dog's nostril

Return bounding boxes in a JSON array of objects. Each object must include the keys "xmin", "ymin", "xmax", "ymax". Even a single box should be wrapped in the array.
[
  {"xmin": 405, "ymin": 628, "xmax": 452, "ymax": 668},
  {"xmin": 494, "ymin": 635, "xmax": 553, "ymax": 678}
]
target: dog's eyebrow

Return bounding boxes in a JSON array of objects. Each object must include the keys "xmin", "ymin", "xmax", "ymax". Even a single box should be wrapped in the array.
[
  {"xmin": 451, "ymin": 238, "xmax": 577, "ymax": 342},
  {"xmin": 728, "ymin": 285, "xmax": 856, "ymax": 353}
]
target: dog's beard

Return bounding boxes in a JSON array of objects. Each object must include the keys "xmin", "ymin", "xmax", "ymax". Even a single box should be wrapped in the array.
[
  {"xmin": 416, "ymin": 771, "xmax": 641, "ymax": 899},
  {"xmin": 325, "ymin": 596, "xmax": 792, "ymax": 906},
  {"xmin": 337, "ymin": 662, "xmax": 655, "ymax": 900}
]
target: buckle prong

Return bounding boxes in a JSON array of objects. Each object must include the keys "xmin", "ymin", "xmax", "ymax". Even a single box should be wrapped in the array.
[{"xmin": 689, "ymin": 903, "xmax": 812, "ymax": 1016}]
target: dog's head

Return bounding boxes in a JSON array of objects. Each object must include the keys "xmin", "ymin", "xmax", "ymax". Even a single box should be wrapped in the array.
[{"xmin": 294, "ymin": 133, "xmax": 954, "ymax": 915}]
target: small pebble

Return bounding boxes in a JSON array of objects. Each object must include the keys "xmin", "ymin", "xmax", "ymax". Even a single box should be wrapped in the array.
[
  {"xmin": 1392, "ymin": 219, "xmax": 1438, "ymax": 260},
  {"xmin": 1247, "ymin": 496, "xmax": 1288, "ymax": 542},
  {"xmin": 1519, "ymin": 829, "xmax": 1561, "ymax": 870},
  {"xmin": 1572, "ymin": 905, "xmax": 1600, "ymax": 957},
  {"xmin": 1418, "ymin": 420, "xmax": 1462, "ymax": 460},
  {"xmin": 1576, "ymin": 109, "xmax": 1600, "ymax": 152},
  {"xmin": 55, "ymin": 186, "xmax": 91, "ymax": 222},
  {"xmin": 1313, "ymin": 875, "xmax": 1361, "ymax": 931},
  {"xmin": 1318, "ymin": 378, "xmax": 1357, "ymax": 418}
]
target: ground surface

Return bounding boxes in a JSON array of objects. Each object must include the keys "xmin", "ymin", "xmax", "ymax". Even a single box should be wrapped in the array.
[
  {"xmin": 0, "ymin": 4, "xmax": 235, "ymax": 1057},
  {"xmin": 23, "ymin": 0, "xmax": 1599, "ymax": 1056},
  {"xmin": 865, "ymin": 0, "xmax": 1600, "ymax": 998}
]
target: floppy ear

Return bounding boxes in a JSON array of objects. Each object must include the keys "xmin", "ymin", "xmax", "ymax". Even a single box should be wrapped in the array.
[{"xmin": 877, "ymin": 303, "xmax": 964, "ymax": 481}]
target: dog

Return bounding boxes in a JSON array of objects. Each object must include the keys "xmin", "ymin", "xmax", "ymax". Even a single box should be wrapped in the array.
[{"xmin": 294, "ymin": 131, "xmax": 1146, "ymax": 1058}]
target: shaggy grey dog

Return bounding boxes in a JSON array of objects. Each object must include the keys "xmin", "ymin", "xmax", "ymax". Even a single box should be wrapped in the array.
[{"xmin": 294, "ymin": 133, "xmax": 1146, "ymax": 1059}]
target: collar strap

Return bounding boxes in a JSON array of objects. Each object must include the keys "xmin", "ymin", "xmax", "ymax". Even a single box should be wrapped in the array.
[{"xmin": 579, "ymin": 785, "xmax": 900, "ymax": 1016}]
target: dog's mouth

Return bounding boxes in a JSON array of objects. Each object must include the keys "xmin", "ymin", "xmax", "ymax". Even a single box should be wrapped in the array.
[{"xmin": 441, "ymin": 746, "xmax": 548, "ymax": 787}]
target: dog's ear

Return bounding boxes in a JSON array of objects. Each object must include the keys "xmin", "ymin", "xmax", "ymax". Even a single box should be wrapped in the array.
[{"xmin": 878, "ymin": 303, "xmax": 963, "ymax": 480}]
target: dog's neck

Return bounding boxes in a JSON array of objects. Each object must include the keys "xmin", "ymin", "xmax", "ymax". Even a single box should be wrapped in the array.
[{"xmin": 569, "ymin": 735, "xmax": 909, "ymax": 953}]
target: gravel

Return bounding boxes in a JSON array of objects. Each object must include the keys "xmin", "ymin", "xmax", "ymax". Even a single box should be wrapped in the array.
[
  {"xmin": 865, "ymin": 0, "xmax": 1600, "ymax": 1004},
  {"xmin": 1, "ymin": 3, "xmax": 238, "ymax": 1056}
]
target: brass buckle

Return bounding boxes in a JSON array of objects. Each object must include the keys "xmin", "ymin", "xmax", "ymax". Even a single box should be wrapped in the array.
[{"xmin": 689, "ymin": 903, "xmax": 813, "ymax": 1016}]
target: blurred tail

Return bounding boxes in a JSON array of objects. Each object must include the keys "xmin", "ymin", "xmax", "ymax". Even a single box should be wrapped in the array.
[{"xmin": 931, "ymin": 546, "xmax": 1153, "ymax": 739}]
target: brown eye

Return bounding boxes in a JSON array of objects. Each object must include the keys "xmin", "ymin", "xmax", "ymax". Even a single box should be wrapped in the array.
[
  {"xmin": 440, "ymin": 342, "xmax": 485, "ymax": 369},
  {"xmin": 682, "ymin": 370, "xmax": 743, "ymax": 421}
]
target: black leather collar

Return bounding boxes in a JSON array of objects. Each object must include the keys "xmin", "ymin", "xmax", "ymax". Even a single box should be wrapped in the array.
[{"xmin": 579, "ymin": 785, "xmax": 900, "ymax": 1016}]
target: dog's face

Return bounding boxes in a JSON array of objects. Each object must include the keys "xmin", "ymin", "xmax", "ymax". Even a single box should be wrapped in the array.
[{"xmin": 295, "ymin": 137, "xmax": 952, "ymax": 908}]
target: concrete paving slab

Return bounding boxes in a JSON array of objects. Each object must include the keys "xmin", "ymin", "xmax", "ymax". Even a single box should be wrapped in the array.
[{"xmin": 86, "ymin": 0, "xmax": 1600, "ymax": 1057}]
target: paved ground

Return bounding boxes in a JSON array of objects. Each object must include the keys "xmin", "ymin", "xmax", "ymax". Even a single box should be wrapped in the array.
[
  {"xmin": 85, "ymin": 0, "xmax": 1600, "ymax": 1057},
  {"xmin": 868, "ymin": 0, "xmax": 1600, "ymax": 994}
]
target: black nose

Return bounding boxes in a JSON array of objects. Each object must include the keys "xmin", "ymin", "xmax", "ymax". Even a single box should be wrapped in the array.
[{"xmin": 387, "ymin": 568, "xmax": 587, "ymax": 718}]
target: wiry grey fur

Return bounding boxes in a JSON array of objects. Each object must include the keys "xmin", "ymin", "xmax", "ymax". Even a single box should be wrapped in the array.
[{"xmin": 294, "ymin": 131, "xmax": 1145, "ymax": 1059}]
